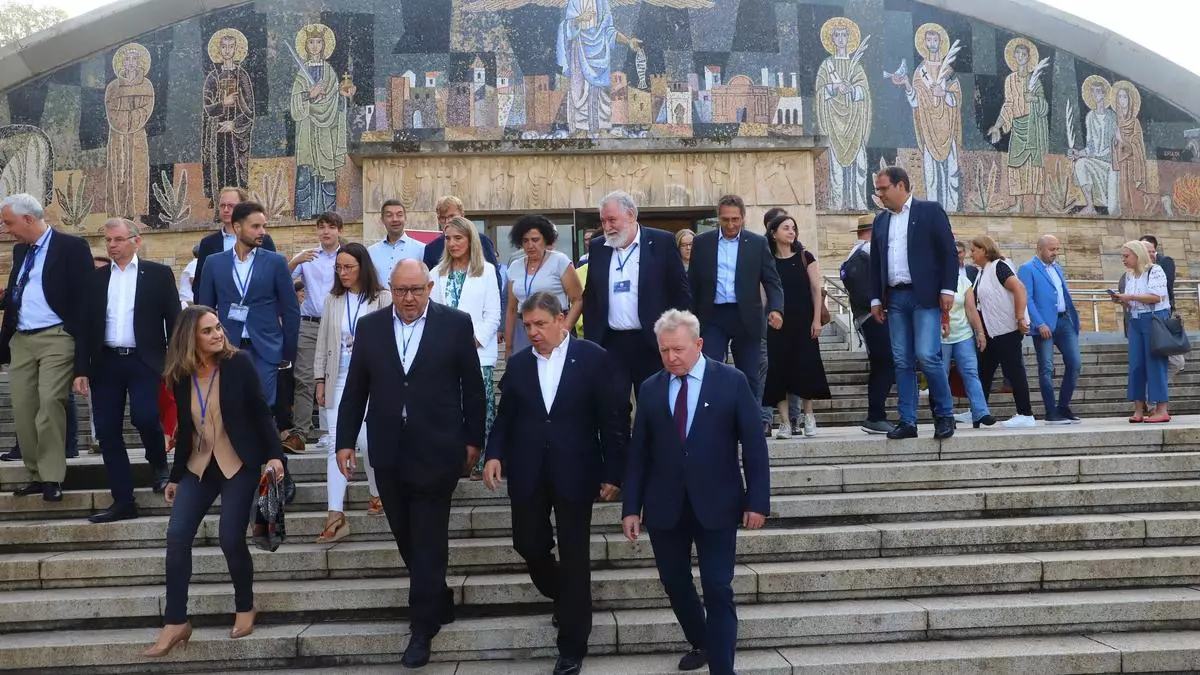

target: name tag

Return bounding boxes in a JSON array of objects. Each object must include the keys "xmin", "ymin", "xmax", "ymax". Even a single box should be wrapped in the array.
[
  {"xmin": 228, "ymin": 303, "xmax": 250, "ymax": 322},
  {"xmin": 613, "ymin": 280, "xmax": 631, "ymax": 294}
]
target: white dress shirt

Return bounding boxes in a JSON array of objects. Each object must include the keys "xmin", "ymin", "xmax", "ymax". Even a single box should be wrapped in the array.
[
  {"xmin": 105, "ymin": 255, "xmax": 139, "ymax": 348},
  {"xmin": 393, "ymin": 303, "xmax": 428, "ymax": 373},
  {"xmin": 886, "ymin": 196, "xmax": 913, "ymax": 287},
  {"xmin": 178, "ymin": 258, "xmax": 197, "ymax": 308},
  {"xmin": 232, "ymin": 247, "xmax": 258, "ymax": 339},
  {"xmin": 534, "ymin": 332, "xmax": 571, "ymax": 412},
  {"xmin": 606, "ymin": 226, "xmax": 642, "ymax": 330}
]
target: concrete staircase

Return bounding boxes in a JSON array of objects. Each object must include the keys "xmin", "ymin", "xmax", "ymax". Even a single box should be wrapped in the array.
[{"xmin": 6, "ymin": 420, "xmax": 1200, "ymax": 671}]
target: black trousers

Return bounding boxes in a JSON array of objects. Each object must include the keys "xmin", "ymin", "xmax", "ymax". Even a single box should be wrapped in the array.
[
  {"xmin": 273, "ymin": 365, "xmax": 295, "ymax": 433},
  {"xmin": 375, "ymin": 468, "xmax": 455, "ymax": 636},
  {"xmin": 92, "ymin": 349, "xmax": 167, "ymax": 504},
  {"xmin": 859, "ymin": 318, "xmax": 895, "ymax": 422},
  {"xmin": 510, "ymin": 473, "xmax": 595, "ymax": 661},
  {"xmin": 602, "ymin": 329, "xmax": 660, "ymax": 400},
  {"xmin": 979, "ymin": 330, "xmax": 1034, "ymax": 416}
]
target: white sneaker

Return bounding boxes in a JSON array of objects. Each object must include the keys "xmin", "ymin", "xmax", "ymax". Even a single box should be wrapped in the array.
[
  {"xmin": 953, "ymin": 411, "xmax": 972, "ymax": 424},
  {"xmin": 316, "ymin": 434, "xmax": 332, "ymax": 449},
  {"xmin": 1000, "ymin": 415, "xmax": 1037, "ymax": 429},
  {"xmin": 919, "ymin": 389, "xmax": 929, "ymax": 399},
  {"xmin": 803, "ymin": 413, "xmax": 817, "ymax": 437},
  {"xmin": 775, "ymin": 427, "xmax": 792, "ymax": 440}
]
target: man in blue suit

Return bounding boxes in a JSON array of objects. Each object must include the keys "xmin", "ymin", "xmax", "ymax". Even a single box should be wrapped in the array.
[
  {"xmin": 483, "ymin": 291, "xmax": 629, "ymax": 675},
  {"xmin": 582, "ymin": 190, "xmax": 691, "ymax": 398},
  {"xmin": 1018, "ymin": 234, "xmax": 1082, "ymax": 424},
  {"xmin": 622, "ymin": 309, "xmax": 770, "ymax": 675},
  {"xmin": 197, "ymin": 201, "xmax": 300, "ymax": 407},
  {"xmin": 870, "ymin": 166, "xmax": 958, "ymax": 440}
]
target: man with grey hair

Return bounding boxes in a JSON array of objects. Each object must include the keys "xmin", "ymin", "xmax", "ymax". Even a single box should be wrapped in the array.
[
  {"xmin": 86, "ymin": 218, "xmax": 181, "ymax": 523},
  {"xmin": 0, "ymin": 193, "xmax": 94, "ymax": 502},
  {"xmin": 623, "ymin": 308, "xmax": 769, "ymax": 675},
  {"xmin": 581, "ymin": 191, "xmax": 690, "ymax": 397}
]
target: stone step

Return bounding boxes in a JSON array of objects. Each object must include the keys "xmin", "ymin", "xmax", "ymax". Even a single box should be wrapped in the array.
[{"xmin": 5, "ymin": 590, "xmax": 1200, "ymax": 671}]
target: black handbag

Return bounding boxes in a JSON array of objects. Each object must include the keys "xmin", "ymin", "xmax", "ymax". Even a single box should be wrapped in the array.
[{"xmin": 1150, "ymin": 313, "xmax": 1191, "ymax": 357}]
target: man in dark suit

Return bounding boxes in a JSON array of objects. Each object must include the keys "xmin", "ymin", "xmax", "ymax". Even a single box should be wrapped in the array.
[
  {"xmin": 0, "ymin": 194, "xmax": 93, "ymax": 502},
  {"xmin": 869, "ymin": 166, "xmax": 958, "ymax": 440},
  {"xmin": 622, "ymin": 309, "xmax": 770, "ymax": 675},
  {"xmin": 192, "ymin": 186, "xmax": 277, "ymax": 294},
  {"xmin": 421, "ymin": 195, "xmax": 504, "ymax": 292},
  {"xmin": 582, "ymin": 190, "xmax": 691, "ymax": 397},
  {"xmin": 688, "ymin": 194, "xmax": 784, "ymax": 432},
  {"xmin": 482, "ymin": 291, "xmax": 629, "ymax": 675},
  {"xmin": 87, "ymin": 219, "xmax": 181, "ymax": 522},
  {"xmin": 196, "ymin": 201, "xmax": 299, "ymax": 406},
  {"xmin": 335, "ymin": 259, "xmax": 486, "ymax": 668}
]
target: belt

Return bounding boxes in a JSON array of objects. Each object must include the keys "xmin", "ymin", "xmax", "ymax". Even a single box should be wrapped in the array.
[
  {"xmin": 105, "ymin": 346, "xmax": 136, "ymax": 356},
  {"xmin": 240, "ymin": 338, "xmax": 253, "ymax": 348},
  {"xmin": 1058, "ymin": 311, "xmax": 1069, "ymax": 317},
  {"xmin": 300, "ymin": 316, "xmax": 321, "ymax": 323},
  {"xmin": 17, "ymin": 323, "xmax": 61, "ymax": 336},
  {"xmin": 889, "ymin": 283, "xmax": 914, "ymax": 291}
]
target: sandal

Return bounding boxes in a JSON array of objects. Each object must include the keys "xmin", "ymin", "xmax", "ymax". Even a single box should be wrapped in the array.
[
  {"xmin": 316, "ymin": 513, "xmax": 349, "ymax": 543},
  {"xmin": 367, "ymin": 496, "xmax": 384, "ymax": 516},
  {"xmin": 1128, "ymin": 415, "xmax": 1144, "ymax": 423},
  {"xmin": 1145, "ymin": 413, "xmax": 1172, "ymax": 424}
]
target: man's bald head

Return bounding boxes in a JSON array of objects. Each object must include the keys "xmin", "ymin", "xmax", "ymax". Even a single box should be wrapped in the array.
[
  {"xmin": 1036, "ymin": 234, "xmax": 1061, "ymax": 265},
  {"xmin": 390, "ymin": 258, "xmax": 434, "ymax": 322}
]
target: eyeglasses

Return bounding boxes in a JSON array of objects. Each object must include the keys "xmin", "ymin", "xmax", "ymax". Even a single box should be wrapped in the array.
[
  {"xmin": 104, "ymin": 236, "xmax": 136, "ymax": 244},
  {"xmin": 334, "ymin": 264, "xmax": 359, "ymax": 273},
  {"xmin": 390, "ymin": 286, "xmax": 429, "ymax": 298}
]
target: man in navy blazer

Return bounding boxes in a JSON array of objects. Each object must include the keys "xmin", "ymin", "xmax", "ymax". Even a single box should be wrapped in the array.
[
  {"xmin": 622, "ymin": 309, "xmax": 770, "ymax": 675},
  {"xmin": 869, "ymin": 166, "xmax": 958, "ymax": 440},
  {"xmin": 1018, "ymin": 234, "xmax": 1082, "ymax": 424},
  {"xmin": 191, "ymin": 186, "xmax": 277, "ymax": 294},
  {"xmin": 582, "ymin": 191, "xmax": 691, "ymax": 398},
  {"xmin": 483, "ymin": 291, "xmax": 629, "ymax": 675},
  {"xmin": 197, "ymin": 201, "xmax": 299, "ymax": 407}
]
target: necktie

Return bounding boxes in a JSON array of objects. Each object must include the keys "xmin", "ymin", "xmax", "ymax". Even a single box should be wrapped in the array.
[
  {"xmin": 674, "ymin": 375, "xmax": 688, "ymax": 441},
  {"xmin": 10, "ymin": 244, "xmax": 39, "ymax": 314}
]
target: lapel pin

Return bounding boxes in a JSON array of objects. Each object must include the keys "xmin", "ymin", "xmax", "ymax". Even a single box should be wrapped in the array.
[{"xmin": 703, "ymin": 402, "xmax": 710, "ymax": 408}]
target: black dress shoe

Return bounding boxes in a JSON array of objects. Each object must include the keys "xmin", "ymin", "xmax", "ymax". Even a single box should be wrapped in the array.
[
  {"xmin": 886, "ymin": 423, "xmax": 918, "ymax": 440},
  {"xmin": 401, "ymin": 632, "xmax": 433, "ymax": 668},
  {"xmin": 933, "ymin": 416, "xmax": 956, "ymax": 439},
  {"xmin": 553, "ymin": 656, "xmax": 582, "ymax": 675},
  {"xmin": 151, "ymin": 467, "xmax": 170, "ymax": 494},
  {"xmin": 678, "ymin": 648, "xmax": 707, "ymax": 671},
  {"xmin": 1, "ymin": 448, "xmax": 22, "ymax": 461},
  {"xmin": 973, "ymin": 414, "xmax": 997, "ymax": 429},
  {"xmin": 89, "ymin": 502, "xmax": 139, "ymax": 523},
  {"xmin": 13, "ymin": 481, "xmax": 42, "ymax": 496},
  {"xmin": 42, "ymin": 482, "xmax": 63, "ymax": 502}
]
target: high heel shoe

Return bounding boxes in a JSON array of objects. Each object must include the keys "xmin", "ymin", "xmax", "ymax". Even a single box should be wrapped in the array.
[
  {"xmin": 315, "ymin": 513, "xmax": 349, "ymax": 543},
  {"xmin": 142, "ymin": 623, "xmax": 192, "ymax": 657},
  {"xmin": 230, "ymin": 608, "xmax": 258, "ymax": 639}
]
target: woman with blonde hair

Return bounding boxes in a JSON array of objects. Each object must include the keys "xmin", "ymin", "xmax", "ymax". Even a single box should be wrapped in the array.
[
  {"xmin": 674, "ymin": 228, "xmax": 695, "ymax": 272},
  {"xmin": 144, "ymin": 306, "xmax": 285, "ymax": 657},
  {"xmin": 433, "ymin": 216, "xmax": 502, "ymax": 478},
  {"xmin": 969, "ymin": 235, "xmax": 1035, "ymax": 428},
  {"xmin": 1113, "ymin": 240, "xmax": 1171, "ymax": 422}
]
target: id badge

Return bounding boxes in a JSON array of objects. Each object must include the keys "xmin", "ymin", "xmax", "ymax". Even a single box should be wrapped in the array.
[
  {"xmin": 613, "ymin": 280, "xmax": 631, "ymax": 293},
  {"xmin": 228, "ymin": 303, "xmax": 250, "ymax": 322}
]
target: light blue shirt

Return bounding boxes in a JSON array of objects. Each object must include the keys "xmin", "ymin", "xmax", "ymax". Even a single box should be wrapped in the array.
[
  {"xmin": 667, "ymin": 355, "xmax": 707, "ymax": 435},
  {"xmin": 221, "ymin": 229, "xmax": 237, "ymax": 252},
  {"xmin": 369, "ymin": 234, "xmax": 425, "ymax": 286},
  {"xmin": 715, "ymin": 233, "xmax": 739, "ymax": 304},
  {"xmin": 294, "ymin": 246, "xmax": 339, "ymax": 317},
  {"xmin": 231, "ymin": 248, "xmax": 258, "ymax": 339},
  {"xmin": 1044, "ymin": 261, "xmax": 1067, "ymax": 313},
  {"xmin": 16, "ymin": 227, "xmax": 63, "ymax": 332}
]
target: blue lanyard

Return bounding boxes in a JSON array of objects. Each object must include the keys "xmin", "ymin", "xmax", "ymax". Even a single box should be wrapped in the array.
[
  {"xmin": 400, "ymin": 319, "xmax": 420, "ymax": 362},
  {"xmin": 345, "ymin": 293, "xmax": 362, "ymax": 336},
  {"xmin": 192, "ymin": 371, "xmax": 218, "ymax": 428},
  {"xmin": 232, "ymin": 251, "xmax": 256, "ymax": 301},
  {"xmin": 523, "ymin": 258, "xmax": 542, "ymax": 298},
  {"xmin": 615, "ymin": 243, "xmax": 639, "ymax": 274}
]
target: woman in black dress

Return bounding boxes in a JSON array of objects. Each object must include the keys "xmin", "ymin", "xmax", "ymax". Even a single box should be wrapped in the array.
[{"xmin": 763, "ymin": 214, "xmax": 831, "ymax": 438}]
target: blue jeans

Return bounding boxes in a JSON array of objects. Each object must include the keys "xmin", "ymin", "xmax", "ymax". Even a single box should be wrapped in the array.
[
  {"xmin": 942, "ymin": 339, "xmax": 990, "ymax": 422},
  {"xmin": 1032, "ymin": 319, "xmax": 1082, "ymax": 415},
  {"xmin": 887, "ymin": 289, "xmax": 954, "ymax": 423},
  {"xmin": 1128, "ymin": 310, "xmax": 1170, "ymax": 403}
]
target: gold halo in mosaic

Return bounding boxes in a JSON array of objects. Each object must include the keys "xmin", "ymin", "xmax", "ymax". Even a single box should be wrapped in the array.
[
  {"xmin": 296, "ymin": 23, "xmax": 335, "ymax": 61},
  {"xmin": 1003, "ymin": 37, "xmax": 1039, "ymax": 72},
  {"xmin": 207, "ymin": 28, "xmax": 249, "ymax": 64},
  {"xmin": 820, "ymin": 17, "xmax": 861, "ymax": 56},
  {"xmin": 914, "ymin": 23, "xmax": 950, "ymax": 61},
  {"xmin": 1111, "ymin": 80, "xmax": 1142, "ymax": 118},
  {"xmin": 1081, "ymin": 74, "xmax": 1111, "ymax": 110},
  {"xmin": 111, "ymin": 42, "xmax": 151, "ymax": 76}
]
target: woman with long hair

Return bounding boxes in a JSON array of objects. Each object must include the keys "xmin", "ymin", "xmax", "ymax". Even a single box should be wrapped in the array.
[
  {"xmin": 503, "ymin": 215, "xmax": 582, "ymax": 356},
  {"xmin": 762, "ymin": 214, "xmax": 831, "ymax": 438},
  {"xmin": 432, "ymin": 216, "xmax": 502, "ymax": 479},
  {"xmin": 144, "ymin": 306, "xmax": 285, "ymax": 657},
  {"xmin": 313, "ymin": 243, "xmax": 390, "ymax": 541},
  {"xmin": 1114, "ymin": 240, "xmax": 1171, "ymax": 422},
  {"xmin": 969, "ymin": 235, "xmax": 1035, "ymax": 428}
]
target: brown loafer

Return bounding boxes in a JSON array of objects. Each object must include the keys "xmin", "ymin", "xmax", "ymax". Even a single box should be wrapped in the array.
[{"xmin": 281, "ymin": 430, "xmax": 306, "ymax": 455}]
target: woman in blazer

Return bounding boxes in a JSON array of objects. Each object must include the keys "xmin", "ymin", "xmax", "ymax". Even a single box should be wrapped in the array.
[
  {"xmin": 144, "ymin": 305, "xmax": 285, "ymax": 657},
  {"xmin": 432, "ymin": 216, "xmax": 502, "ymax": 479},
  {"xmin": 313, "ymin": 243, "xmax": 391, "ymax": 541}
]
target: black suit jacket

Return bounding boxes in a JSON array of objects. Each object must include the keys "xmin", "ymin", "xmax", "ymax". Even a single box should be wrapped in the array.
[
  {"xmin": 91, "ymin": 259, "xmax": 181, "ymax": 374},
  {"xmin": 169, "ymin": 350, "xmax": 285, "ymax": 484},
  {"xmin": 192, "ymin": 229, "xmax": 276, "ymax": 295},
  {"xmin": 688, "ymin": 228, "xmax": 784, "ymax": 337},
  {"xmin": 582, "ymin": 226, "xmax": 690, "ymax": 349},
  {"xmin": 0, "ymin": 228, "xmax": 95, "ymax": 375},
  {"xmin": 869, "ymin": 199, "xmax": 958, "ymax": 309},
  {"xmin": 485, "ymin": 337, "xmax": 629, "ymax": 503},
  {"xmin": 336, "ymin": 302, "xmax": 487, "ymax": 493}
]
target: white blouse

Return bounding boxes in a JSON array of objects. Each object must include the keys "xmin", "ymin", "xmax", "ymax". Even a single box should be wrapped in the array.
[{"xmin": 1123, "ymin": 265, "xmax": 1171, "ymax": 317}]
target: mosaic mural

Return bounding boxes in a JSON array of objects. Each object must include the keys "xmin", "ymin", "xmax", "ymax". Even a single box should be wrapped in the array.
[{"xmin": 0, "ymin": 0, "xmax": 1198, "ymax": 229}]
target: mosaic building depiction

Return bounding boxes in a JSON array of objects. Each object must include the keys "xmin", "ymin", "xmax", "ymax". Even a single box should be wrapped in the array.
[{"xmin": 0, "ymin": 0, "xmax": 1197, "ymax": 233}]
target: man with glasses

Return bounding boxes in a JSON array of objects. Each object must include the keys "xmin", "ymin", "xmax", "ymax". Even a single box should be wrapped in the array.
[
  {"xmin": 86, "ymin": 218, "xmax": 181, "ymax": 522},
  {"xmin": 869, "ymin": 166, "xmax": 959, "ymax": 439},
  {"xmin": 334, "ymin": 259, "xmax": 486, "ymax": 668}
]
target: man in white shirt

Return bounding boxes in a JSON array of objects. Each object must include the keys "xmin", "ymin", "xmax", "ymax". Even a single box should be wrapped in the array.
[
  {"xmin": 482, "ymin": 292, "xmax": 628, "ymax": 675},
  {"xmin": 368, "ymin": 199, "xmax": 425, "ymax": 286},
  {"xmin": 287, "ymin": 211, "xmax": 343, "ymax": 444},
  {"xmin": 177, "ymin": 245, "xmax": 199, "ymax": 308},
  {"xmin": 88, "ymin": 219, "xmax": 181, "ymax": 523}
]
